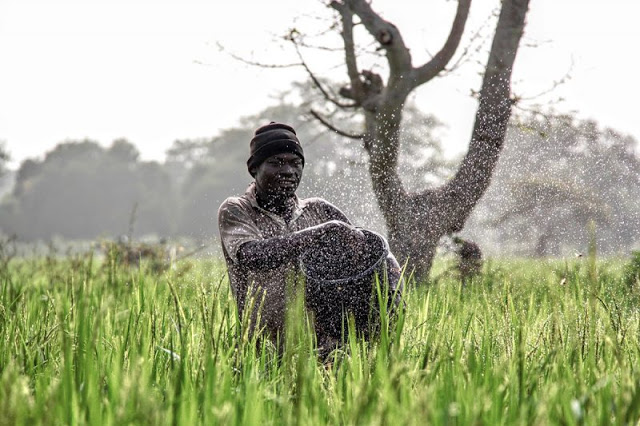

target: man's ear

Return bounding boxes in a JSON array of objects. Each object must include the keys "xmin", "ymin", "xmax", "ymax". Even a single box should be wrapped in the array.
[{"xmin": 248, "ymin": 166, "xmax": 257, "ymax": 177}]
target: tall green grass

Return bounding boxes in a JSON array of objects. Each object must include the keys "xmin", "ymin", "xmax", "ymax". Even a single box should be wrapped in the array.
[{"xmin": 1, "ymin": 253, "xmax": 640, "ymax": 425}]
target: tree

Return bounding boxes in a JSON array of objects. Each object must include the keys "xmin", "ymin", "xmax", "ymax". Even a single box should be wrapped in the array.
[
  {"xmin": 108, "ymin": 138, "xmax": 140, "ymax": 163},
  {"xmin": 170, "ymin": 129, "xmax": 253, "ymax": 237},
  {"xmin": 0, "ymin": 142, "xmax": 12, "ymax": 203},
  {"xmin": 0, "ymin": 142, "xmax": 9, "ymax": 177},
  {"xmin": 164, "ymin": 138, "xmax": 212, "ymax": 189},
  {"xmin": 286, "ymin": 0, "xmax": 530, "ymax": 280},
  {"xmin": 0, "ymin": 140, "xmax": 176, "ymax": 240},
  {"xmin": 491, "ymin": 177, "xmax": 611, "ymax": 257},
  {"xmin": 465, "ymin": 114, "xmax": 640, "ymax": 257}
]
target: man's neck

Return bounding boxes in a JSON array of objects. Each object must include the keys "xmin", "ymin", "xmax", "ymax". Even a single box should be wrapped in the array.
[{"xmin": 255, "ymin": 191, "xmax": 297, "ymax": 222}]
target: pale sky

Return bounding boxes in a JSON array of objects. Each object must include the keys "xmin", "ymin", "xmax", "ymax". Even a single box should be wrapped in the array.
[{"xmin": 1, "ymin": 0, "xmax": 639, "ymax": 168}]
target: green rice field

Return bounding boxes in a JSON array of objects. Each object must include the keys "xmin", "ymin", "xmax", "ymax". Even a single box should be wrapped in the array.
[{"xmin": 2, "ymin": 248, "xmax": 640, "ymax": 425}]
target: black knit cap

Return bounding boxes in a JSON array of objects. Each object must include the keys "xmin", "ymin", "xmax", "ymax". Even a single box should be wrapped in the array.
[{"xmin": 247, "ymin": 121, "xmax": 305, "ymax": 175}]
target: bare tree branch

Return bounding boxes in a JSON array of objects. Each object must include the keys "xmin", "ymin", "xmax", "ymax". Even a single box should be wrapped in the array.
[
  {"xmin": 288, "ymin": 33, "xmax": 359, "ymax": 109},
  {"xmin": 514, "ymin": 58, "xmax": 574, "ymax": 101},
  {"xmin": 412, "ymin": 0, "xmax": 472, "ymax": 86},
  {"xmin": 309, "ymin": 109, "xmax": 365, "ymax": 140},
  {"xmin": 213, "ymin": 42, "xmax": 301, "ymax": 69},
  {"xmin": 330, "ymin": 1, "xmax": 365, "ymax": 103}
]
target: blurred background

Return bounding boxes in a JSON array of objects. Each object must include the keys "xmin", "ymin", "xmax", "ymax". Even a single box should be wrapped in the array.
[{"xmin": 1, "ymin": 0, "xmax": 638, "ymax": 258}]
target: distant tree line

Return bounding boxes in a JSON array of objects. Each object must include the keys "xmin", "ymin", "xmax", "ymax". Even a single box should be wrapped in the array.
[
  {"xmin": 1, "ymin": 139, "xmax": 175, "ymax": 240},
  {"xmin": 466, "ymin": 114, "xmax": 640, "ymax": 256},
  {"xmin": 0, "ymin": 100, "xmax": 638, "ymax": 257}
]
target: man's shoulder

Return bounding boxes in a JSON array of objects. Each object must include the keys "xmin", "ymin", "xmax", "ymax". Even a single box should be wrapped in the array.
[
  {"xmin": 220, "ymin": 195, "xmax": 248, "ymax": 207},
  {"xmin": 299, "ymin": 197, "xmax": 348, "ymax": 219},
  {"xmin": 220, "ymin": 194, "xmax": 251, "ymax": 207},
  {"xmin": 299, "ymin": 196, "xmax": 334, "ymax": 209},
  {"xmin": 218, "ymin": 195, "xmax": 253, "ymax": 215}
]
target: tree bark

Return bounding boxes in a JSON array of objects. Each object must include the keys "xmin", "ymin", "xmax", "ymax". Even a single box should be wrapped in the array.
[{"xmin": 324, "ymin": 0, "xmax": 530, "ymax": 281}]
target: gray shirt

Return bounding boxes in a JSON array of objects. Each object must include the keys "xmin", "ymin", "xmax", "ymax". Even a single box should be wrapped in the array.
[{"xmin": 218, "ymin": 183, "xmax": 350, "ymax": 336}]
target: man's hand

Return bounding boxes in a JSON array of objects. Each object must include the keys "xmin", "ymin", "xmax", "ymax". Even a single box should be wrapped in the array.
[
  {"xmin": 299, "ymin": 220, "xmax": 370, "ymax": 280},
  {"xmin": 312, "ymin": 220, "xmax": 364, "ymax": 246}
]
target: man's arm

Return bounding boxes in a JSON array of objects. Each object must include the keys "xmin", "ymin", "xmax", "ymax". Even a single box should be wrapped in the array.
[
  {"xmin": 237, "ymin": 220, "xmax": 362, "ymax": 271},
  {"xmin": 219, "ymin": 197, "xmax": 362, "ymax": 271},
  {"xmin": 236, "ymin": 229, "xmax": 312, "ymax": 271}
]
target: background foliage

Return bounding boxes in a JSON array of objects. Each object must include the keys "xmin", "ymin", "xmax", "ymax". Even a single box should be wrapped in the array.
[{"xmin": 1, "ymin": 89, "xmax": 639, "ymax": 257}]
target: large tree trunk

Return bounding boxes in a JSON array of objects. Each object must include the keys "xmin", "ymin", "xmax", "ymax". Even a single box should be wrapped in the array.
[
  {"xmin": 319, "ymin": 0, "xmax": 530, "ymax": 281},
  {"xmin": 368, "ymin": 0, "xmax": 529, "ymax": 281}
]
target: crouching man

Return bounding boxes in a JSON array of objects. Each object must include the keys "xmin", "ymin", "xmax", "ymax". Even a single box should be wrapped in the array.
[{"xmin": 218, "ymin": 122, "xmax": 402, "ymax": 355}]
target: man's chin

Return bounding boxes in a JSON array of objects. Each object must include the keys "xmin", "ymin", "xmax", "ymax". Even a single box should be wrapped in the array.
[
  {"xmin": 277, "ymin": 184, "xmax": 298, "ymax": 195},
  {"xmin": 265, "ymin": 187, "xmax": 297, "ymax": 198}
]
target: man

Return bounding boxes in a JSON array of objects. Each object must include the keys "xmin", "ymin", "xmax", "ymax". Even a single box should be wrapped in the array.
[{"xmin": 218, "ymin": 121, "xmax": 400, "ymax": 353}]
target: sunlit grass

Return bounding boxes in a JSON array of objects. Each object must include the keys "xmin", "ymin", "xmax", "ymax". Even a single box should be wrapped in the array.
[{"xmin": 1, "ymin": 254, "xmax": 640, "ymax": 425}]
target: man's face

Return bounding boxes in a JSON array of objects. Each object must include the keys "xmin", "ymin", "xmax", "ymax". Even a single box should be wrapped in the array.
[{"xmin": 253, "ymin": 152, "xmax": 303, "ymax": 197}]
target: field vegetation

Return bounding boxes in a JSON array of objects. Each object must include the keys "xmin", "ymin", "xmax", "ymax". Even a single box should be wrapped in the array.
[{"xmin": 2, "ymin": 245, "xmax": 640, "ymax": 425}]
